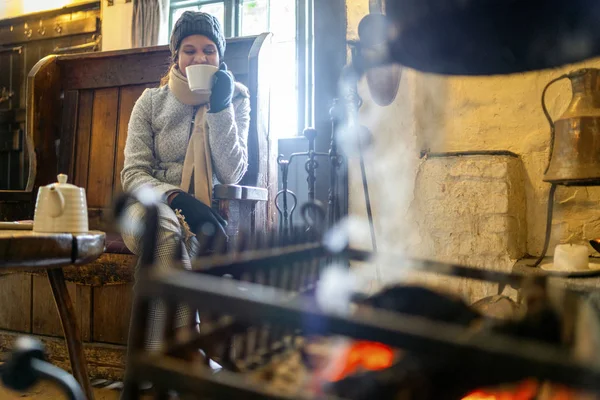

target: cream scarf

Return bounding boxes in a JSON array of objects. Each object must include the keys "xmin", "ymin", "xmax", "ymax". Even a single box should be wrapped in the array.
[{"xmin": 168, "ymin": 66, "xmax": 213, "ymax": 206}]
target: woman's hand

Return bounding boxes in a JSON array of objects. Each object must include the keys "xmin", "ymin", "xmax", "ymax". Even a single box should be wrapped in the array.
[
  {"xmin": 168, "ymin": 192, "xmax": 227, "ymax": 239},
  {"xmin": 209, "ymin": 62, "xmax": 234, "ymax": 113}
]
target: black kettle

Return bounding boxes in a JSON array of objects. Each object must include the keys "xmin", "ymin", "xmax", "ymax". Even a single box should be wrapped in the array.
[{"xmin": 378, "ymin": 0, "xmax": 600, "ymax": 76}]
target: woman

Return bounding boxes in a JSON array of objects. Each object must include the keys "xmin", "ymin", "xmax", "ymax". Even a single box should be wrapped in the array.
[{"xmin": 120, "ymin": 11, "xmax": 250, "ymax": 350}]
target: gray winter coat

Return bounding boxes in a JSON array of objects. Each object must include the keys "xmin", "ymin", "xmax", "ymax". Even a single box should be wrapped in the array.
[{"xmin": 121, "ymin": 83, "xmax": 250, "ymax": 199}]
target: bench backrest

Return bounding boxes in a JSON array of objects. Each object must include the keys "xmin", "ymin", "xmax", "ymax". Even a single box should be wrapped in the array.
[{"xmin": 25, "ymin": 34, "xmax": 275, "ymax": 229}]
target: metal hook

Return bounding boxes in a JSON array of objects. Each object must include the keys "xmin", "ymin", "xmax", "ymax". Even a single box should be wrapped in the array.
[
  {"xmin": 275, "ymin": 189, "xmax": 297, "ymax": 233},
  {"xmin": 301, "ymin": 201, "xmax": 326, "ymax": 235}
]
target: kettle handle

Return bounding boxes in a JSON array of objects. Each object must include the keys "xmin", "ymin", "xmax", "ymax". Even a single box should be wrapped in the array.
[{"xmin": 541, "ymin": 74, "xmax": 568, "ymax": 174}]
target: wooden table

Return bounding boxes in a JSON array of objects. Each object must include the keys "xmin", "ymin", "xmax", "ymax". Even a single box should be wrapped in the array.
[{"xmin": 0, "ymin": 230, "xmax": 105, "ymax": 400}]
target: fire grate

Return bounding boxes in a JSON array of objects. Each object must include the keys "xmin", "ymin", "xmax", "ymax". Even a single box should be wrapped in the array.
[{"xmin": 117, "ymin": 197, "xmax": 600, "ymax": 400}]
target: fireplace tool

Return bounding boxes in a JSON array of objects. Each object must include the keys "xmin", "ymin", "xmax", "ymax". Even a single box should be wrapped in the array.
[
  {"xmin": 1, "ymin": 336, "xmax": 85, "ymax": 400},
  {"xmin": 118, "ymin": 194, "xmax": 600, "ymax": 399},
  {"xmin": 532, "ymin": 68, "xmax": 600, "ymax": 267},
  {"xmin": 276, "ymin": 125, "xmax": 340, "ymax": 236},
  {"xmin": 276, "ymin": 98, "xmax": 345, "ymax": 236}
]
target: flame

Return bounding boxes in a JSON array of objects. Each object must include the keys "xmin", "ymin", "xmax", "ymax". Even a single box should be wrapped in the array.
[
  {"xmin": 325, "ymin": 341, "xmax": 395, "ymax": 382},
  {"xmin": 317, "ymin": 341, "xmax": 579, "ymax": 400}
]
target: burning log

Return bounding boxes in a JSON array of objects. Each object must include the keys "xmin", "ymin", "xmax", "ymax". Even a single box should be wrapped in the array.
[{"xmin": 323, "ymin": 281, "xmax": 585, "ymax": 400}]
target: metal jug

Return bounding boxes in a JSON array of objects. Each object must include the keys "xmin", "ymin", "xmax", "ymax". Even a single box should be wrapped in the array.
[{"xmin": 542, "ymin": 68, "xmax": 600, "ymax": 185}]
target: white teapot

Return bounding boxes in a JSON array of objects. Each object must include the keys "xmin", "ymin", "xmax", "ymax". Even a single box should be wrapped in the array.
[{"xmin": 33, "ymin": 174, "xmax": 89, "ymax": 233}]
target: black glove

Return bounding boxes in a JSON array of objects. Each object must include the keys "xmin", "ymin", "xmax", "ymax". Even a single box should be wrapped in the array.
[
  {"xmin": 169, "ymin": 192, "xmax": 227, "ymax": 239},
  {"xmin": 209, "ymin": 62, "xmax": 234, "ymax": 113}
]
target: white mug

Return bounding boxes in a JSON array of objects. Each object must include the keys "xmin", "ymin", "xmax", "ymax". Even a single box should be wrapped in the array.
[{"xmin": 186, "ymin": 64, "xmax": 219, "ymax": 93}]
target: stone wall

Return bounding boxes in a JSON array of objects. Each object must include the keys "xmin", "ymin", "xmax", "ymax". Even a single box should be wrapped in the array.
[
  {"xmin": 406, "ymin": 154, "xmax": 526, "ymax": 303},
  {"xmin": 431, "ymin": 68, "xmax": 600, "ymax": 257},
  {"xmin": 345, "ymin": 0, "xmax": 600, "ymax": 303}
]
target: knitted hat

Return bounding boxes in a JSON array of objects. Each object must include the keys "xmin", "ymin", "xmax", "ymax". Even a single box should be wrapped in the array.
[{"xmin": 170, "ymin": 11, "xmax": 226, "ymax": 60}]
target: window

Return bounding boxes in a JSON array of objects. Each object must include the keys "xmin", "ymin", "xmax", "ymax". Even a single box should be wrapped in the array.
[
  {"xmin": 169, "ymin": 0, "xmax": 311, "ymax": 138},
  {"xmin": 169, "ymin": 1, "xmax": 227, "ymax": 36}
]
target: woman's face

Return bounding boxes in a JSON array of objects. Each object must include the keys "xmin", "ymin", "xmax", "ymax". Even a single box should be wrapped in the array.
[{"xmin": 177, "ymin": 34, "xmax": 220, "ymax": 76}]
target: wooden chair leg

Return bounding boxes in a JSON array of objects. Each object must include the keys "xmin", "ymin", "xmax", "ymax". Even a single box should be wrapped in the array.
[{"xmin": 47, "ymin": 268, "xmax": 95, "ymax": 400}]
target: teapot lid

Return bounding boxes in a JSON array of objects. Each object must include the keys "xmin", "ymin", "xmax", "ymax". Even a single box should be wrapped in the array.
[{"xmin": 49, "ymin": 174, "xmax": 79, "ymax": 189}]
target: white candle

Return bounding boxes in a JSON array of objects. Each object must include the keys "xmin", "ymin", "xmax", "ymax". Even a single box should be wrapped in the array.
[{"xmin": 554, "ymin": 244, "xmax": 589, "ymax": 270}]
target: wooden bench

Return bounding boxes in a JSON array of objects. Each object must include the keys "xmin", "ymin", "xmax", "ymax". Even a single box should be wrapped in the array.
[{"xmin": 0, "ymin": 34, "xmax": 276, "ymax": 380}]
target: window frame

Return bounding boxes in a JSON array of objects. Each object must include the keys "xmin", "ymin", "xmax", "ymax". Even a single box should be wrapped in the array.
[
  {"xmin": 168, "ymin": 0, "xmax": 348, "ymax": 225},
  {"xmin": 169, "ymin": 0, "xmax": 238, "ymax": 38},
  {"xmin": 169, "ymin": 0, "xmax": 313, "ymax": 136}
]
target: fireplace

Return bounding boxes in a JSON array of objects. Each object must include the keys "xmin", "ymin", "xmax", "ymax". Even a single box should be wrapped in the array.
[{"xmin": 119, "ymin": 195, "xmax": 600, "ymax": 399}]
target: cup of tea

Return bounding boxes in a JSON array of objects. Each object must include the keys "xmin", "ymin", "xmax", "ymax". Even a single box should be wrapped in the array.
[{"xmin": 186, "ymin": 64, "xmax": 219, "ymax": 93}]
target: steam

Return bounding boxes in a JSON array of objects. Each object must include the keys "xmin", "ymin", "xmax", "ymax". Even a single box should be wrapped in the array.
[
  {"xmin": 316, "ymin": 264, "xmax": 358, "ymax": 315},
  {"xmin": 334, "ymin": 65, "xmax": 449, "ymax": 293}
]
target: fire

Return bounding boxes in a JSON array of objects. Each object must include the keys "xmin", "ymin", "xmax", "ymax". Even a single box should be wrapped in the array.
[
  {"xmin": 462, "ymin": 380, "xmax": 538, "ymax": 400},
  {"xmin": 324, "ymin": 341, "xmax": 395, "ymax": 382},
  {"xmin": 316, "ymin": 341, "xmax": 580, "ymax": 400},
  {"xmin": 462, "ymin": 380, "xmax": 578, "ymax": 400},
  {"xmin": 462, "ymin": 380, "xmax": 539, "ymax": 400}
]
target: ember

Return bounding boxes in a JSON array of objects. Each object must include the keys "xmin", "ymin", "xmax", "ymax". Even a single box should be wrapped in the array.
[
  {"xmin": 462, "ymin": 380, "xmax": 538, "ymax": 400},
  {"xmin": 462, "ymin": 380, "xmax": 579, "ymax": 400}
]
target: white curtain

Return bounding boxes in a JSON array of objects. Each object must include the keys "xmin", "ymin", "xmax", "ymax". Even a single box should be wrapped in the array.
[
  {"xmin": 131, "ymin": 0, "xmax": 161, "ymax": 47},
  {"xmin": 157, "ymin": 0, "xmax": 170, "ymax": 46}
]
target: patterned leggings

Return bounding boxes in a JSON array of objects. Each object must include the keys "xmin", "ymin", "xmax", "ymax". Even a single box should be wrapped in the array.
[{"xmin": 121, "ymin": 201, "xmax": 199, "ymax": 351}]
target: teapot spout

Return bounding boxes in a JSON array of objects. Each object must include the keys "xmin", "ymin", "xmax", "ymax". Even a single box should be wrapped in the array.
[{"xmin": 48, "ymin": 187, "xmax": 65, "ymax": 218}]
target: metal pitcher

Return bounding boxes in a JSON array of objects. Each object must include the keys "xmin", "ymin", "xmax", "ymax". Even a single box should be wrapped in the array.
[{"xmin": 543, "ymin": 68, "xmax": 600, "ymax": 185}]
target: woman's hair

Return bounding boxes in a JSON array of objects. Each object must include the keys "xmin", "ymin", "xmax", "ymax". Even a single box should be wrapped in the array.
[{"xmin": 159, "ymin": 53, "xmax": 178, "ymax": 87}]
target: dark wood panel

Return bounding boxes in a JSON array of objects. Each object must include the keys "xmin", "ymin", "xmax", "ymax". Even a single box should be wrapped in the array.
[
  {"xmin": 113, "ymin": 84, "xmax": 153, "ymax": 195},
  {"xmin": 24, "ymin": 46, "xmax": 41, "ymax": 86},
  {"xmin": 59, "ymin": 50, "xmax": 249, "ymax": 90},
  {"xmin": 31, "ymin": 275, "xmax": 91, "ymax": 341},
  {"xmin": 61, "ymin": 50, "xmax": 171, "ymax": 90},
  {"xmin": 86, "ymin": 87, "xmax": 119, "ymax": 208},
  {"xmin": 0, "ymin": 53, "xmax": 11, "ymax": 108},
  {"xmin": 36, "ymin": 38, "xmax": 56, "ymax": 62},
  {"xmin": 58, "ymin": 90, "xmax": 79, "ymax": 178},
  {"xmin": 0, "ymin": 274, "xmax": 31, "ymax": 332},
  {"xmin": 25, "ymin": 54, "xmax": 61, "ymax": 190},
  {"xmin": 92, "ymin": 284, "xmax": 133, "ymax": 345},
  {"xmin": 73, "ymin": 90, "xmax": 93, "ymax": 189},
  {"xmin": 12, "ymin": 50, "xmax": 25, "ymax": 110},
  {"xmin": 57, "ymin": 33, "xmax": 97, "ymax": 54}
]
